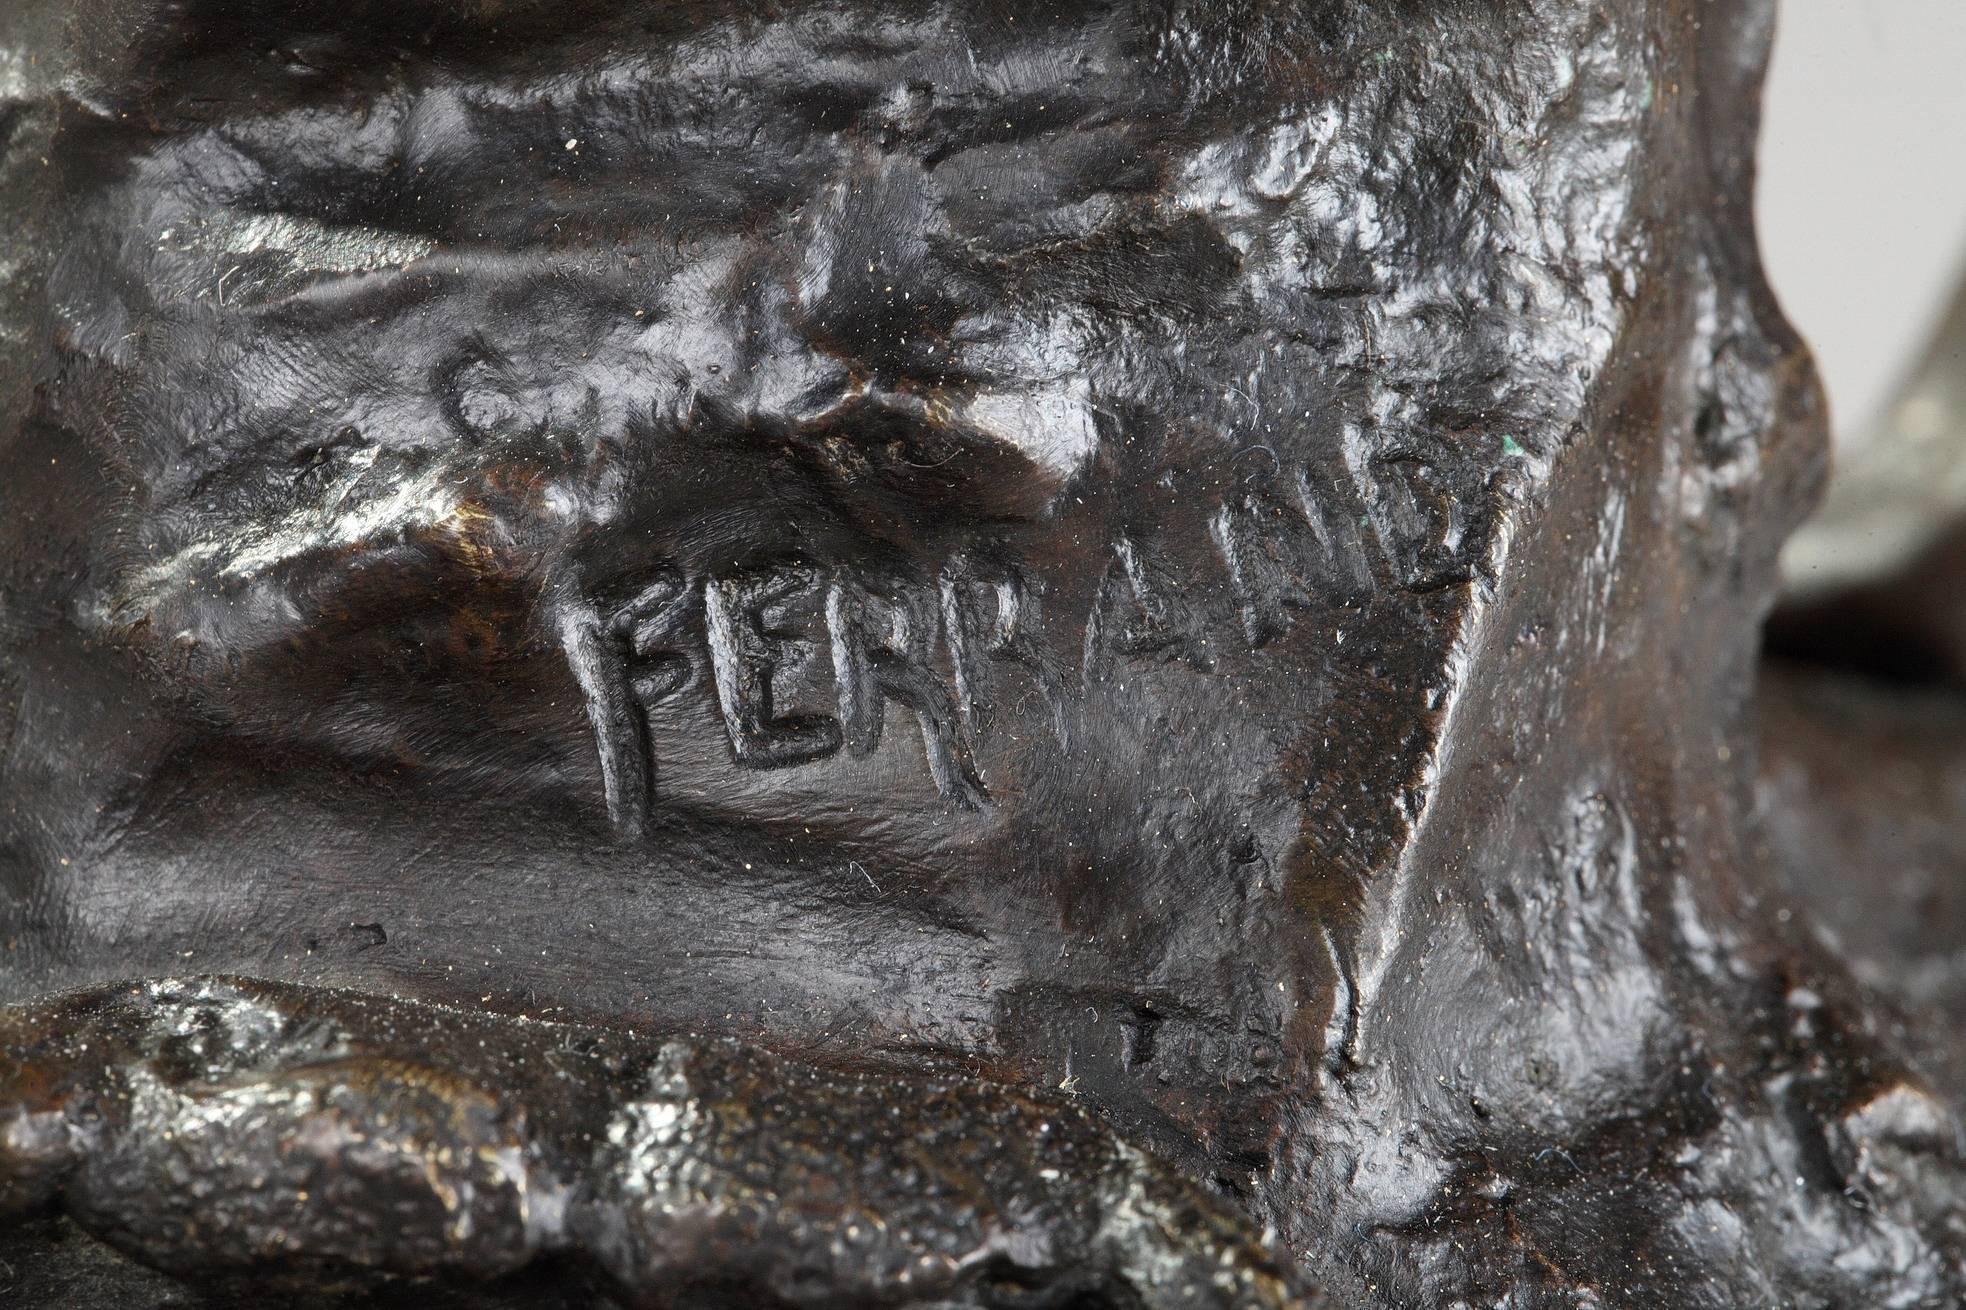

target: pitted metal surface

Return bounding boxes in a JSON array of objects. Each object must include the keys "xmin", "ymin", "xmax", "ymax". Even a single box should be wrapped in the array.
[{"xmin": 1, "ymin": 1, "xmax": 1962, "ymax": 1306}]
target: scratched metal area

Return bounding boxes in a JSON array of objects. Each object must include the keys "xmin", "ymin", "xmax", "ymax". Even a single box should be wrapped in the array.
[{"xmin": 1, "ymin": 1, "xmax": 1962, "ymax": 1307}]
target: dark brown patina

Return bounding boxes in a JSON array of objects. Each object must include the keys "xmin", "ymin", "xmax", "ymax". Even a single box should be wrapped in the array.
[{"xmin": 1, "ymin": 1, "xmax": 1961, "ymax": 1305}]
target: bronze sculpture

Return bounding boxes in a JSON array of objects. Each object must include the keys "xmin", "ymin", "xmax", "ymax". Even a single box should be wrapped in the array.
[{"xmin": 1, "ymin": 0, "xmax": 1961, "ymax": 1304}]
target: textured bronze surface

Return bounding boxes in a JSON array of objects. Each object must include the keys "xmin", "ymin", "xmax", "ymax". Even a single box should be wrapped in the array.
[{"xmin": 1, "ymin": 0, "xmax": 1961, "ymax": 1305}]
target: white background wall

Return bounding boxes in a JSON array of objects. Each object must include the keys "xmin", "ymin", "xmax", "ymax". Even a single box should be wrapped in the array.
[{"xmin": 1758, "ymin": 1, "xmax": 1966, "ymax": 449}]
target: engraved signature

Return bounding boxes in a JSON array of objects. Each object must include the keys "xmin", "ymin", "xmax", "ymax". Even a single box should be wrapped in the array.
[{"xmin": 558, "ymin": 437, "xmax": 1498, "ymax": 835}]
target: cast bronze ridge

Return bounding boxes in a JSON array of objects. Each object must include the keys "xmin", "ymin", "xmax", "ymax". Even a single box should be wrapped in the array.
[{"xmin": 2, "ymin": 1, "xmax": 1963, "ymax": 1306}]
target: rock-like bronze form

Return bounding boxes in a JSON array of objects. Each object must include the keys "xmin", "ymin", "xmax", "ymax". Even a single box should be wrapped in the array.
[{"xmin": 1, "ymin": 0, "xmax": 1961, "ymax": 1305}]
